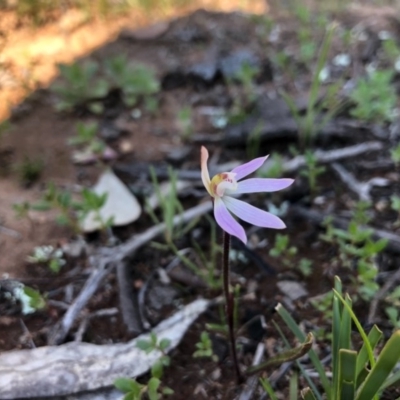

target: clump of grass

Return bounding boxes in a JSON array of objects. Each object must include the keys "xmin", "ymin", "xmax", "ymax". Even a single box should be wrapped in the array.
[{"xmin": 15, "ymin": 157, "xmax": 44, "ymax": 187}]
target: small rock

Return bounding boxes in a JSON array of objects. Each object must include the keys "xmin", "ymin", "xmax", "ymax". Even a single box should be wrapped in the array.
[
  {"xmin": 62, "ymin": 239, "xmax": 87, "ymax": 258},
  {"xmin": 219, "ymin": 49, "xmax": 260, "ymax": 79},
  {"xmin": 99, "ymin": 121, "xmax": 123, "ymax": 141},
  {"xmin": 119, "ymin": 139, "xmax": 133, "ymax": 154},
  {"xmin": 147, "ymin": 284, "xmax": 179, "ymax": 311},
  {"xmin": 277, "ymin": 280, "xmax": 308, "ymax": 301},
  {"xmin": 166, "ymin": 146, "xmax": 191, "ymax": 163}
]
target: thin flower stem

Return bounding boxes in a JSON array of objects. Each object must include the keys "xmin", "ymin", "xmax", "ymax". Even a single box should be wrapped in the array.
[{"xmin": 222, "ymin": 231, "xmax": 244, "ymax": 383}]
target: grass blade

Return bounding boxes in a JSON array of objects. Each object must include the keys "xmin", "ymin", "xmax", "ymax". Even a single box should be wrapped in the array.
[
  {"xmin": 276, "ymin": 303, "xmax": 331, "ymax": 398},
  {"xmin": 356, "ymin": 330, "xmax": 400, "ymax": 400},
  {"xmin": 339, "ymin": 349, "xmax": 357, "ymax": 399},
  {"xmin": 356, "ymin": 325, "xmax": 382, "ymax": 385}
]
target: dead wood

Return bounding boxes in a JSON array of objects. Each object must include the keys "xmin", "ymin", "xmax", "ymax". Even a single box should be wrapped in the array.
[
  {"xmin": 0, "ymin": 299, "xmax": 209, "ymax": 399},
  {"xmin": 116, "ymin": 259, "xmax": 144, "ymax": 335},
  {"xmin": 48, "ymin": 201, "xmax": 213, "ymax": 345},
  {"xmin": 367, "ymin": 268, "xmax": 400, "ymax": 325},
  {"xmin": 281, "ymin": 141, "xmax": 383, "ymax": 173},
  {"xmin": 331, "ymin": 162, "xmax": 388, "ymax": 201}
]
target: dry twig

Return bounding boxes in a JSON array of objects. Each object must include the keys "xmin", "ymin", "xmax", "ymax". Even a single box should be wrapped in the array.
[
  {"xmin": 331, "ymin": 162, "xmax": 388, "ymax": 201},
  {"xmin": 48, "ymin": 201, "xmax": 213, "ymax": 345}
]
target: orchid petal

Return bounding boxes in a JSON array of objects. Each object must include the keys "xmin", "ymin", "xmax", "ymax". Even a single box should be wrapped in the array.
[
  {"xmin": 223, "ymin": 196, "xmax": 286, "ymax": 229},
  {"xmin": 214, "ymin": 197, "xmax": 247, "ymax": 243},
  {"xmin": 229, "ymin": 178, "xmax": 294, "ymax": 195},
  {"xmin": 201, "ymin": 146, "xmax": 212, "ymax": 196},
  {"xmin": 230, "ymin": 155, "xmax": 269, "ymax": 181}
]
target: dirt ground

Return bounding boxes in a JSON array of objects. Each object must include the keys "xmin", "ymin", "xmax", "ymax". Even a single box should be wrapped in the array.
[{"xmin": 1, "ymin": 2, "xmax": 400, "ymax": 399}]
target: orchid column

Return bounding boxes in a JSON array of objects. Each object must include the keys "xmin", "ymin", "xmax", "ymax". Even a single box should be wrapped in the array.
[{"xmin": 201, "ymin": 146, "xmax": 293, "ymax": 382}]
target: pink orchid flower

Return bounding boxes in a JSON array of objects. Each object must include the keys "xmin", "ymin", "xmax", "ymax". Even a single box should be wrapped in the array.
[{"xmin": 201, "ymin": 146, "xmax": 294, "ymax": 244}]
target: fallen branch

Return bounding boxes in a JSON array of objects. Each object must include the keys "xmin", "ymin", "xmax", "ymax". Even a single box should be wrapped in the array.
[
  {"xmin": 48, "ymin": 257, "xmax": 114, "ymax": 345},
  {"xmin": 368, "ymin": 268, "xmax": 400, "ymax": 325},
  {"xmin": 117, "ymin": 259, "xmax": 144, "ymax": 334},
  {"xmin": 331, "ymin": 162, "xmax": 388, "ymax": 201},
  {"xmin": 116, "ymin": 142, "xmax": 384, "ymax": 183},
  {"xmin": 281, "ymin": 141, "xmax": 383, "ymax": 173},
  {"xmin": 48, "ymin": 201, "xmax": 213, "ymax": 345},
  {"xmin": 0, "ymin": 299, "xmax": 209, "ymax": 399}
]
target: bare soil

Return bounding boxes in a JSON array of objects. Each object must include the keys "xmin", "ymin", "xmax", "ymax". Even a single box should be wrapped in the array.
[{"xmin": 1, "ymin": 2, "xmax": 400, "ymax": 399}]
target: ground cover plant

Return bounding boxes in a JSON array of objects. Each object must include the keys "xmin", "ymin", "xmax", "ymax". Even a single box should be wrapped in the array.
[{"xmin": 2, "ymin": 1, "xmax": 400, "ymax": 399}]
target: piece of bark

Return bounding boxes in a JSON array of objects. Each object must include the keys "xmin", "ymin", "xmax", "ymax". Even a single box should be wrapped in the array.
[{"xmin": 0, "ymin": 299, "xmax": 209, "ymax": 399}]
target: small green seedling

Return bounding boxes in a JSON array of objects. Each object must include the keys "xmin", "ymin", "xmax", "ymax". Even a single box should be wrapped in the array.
[
  {"xmin": 298, "ymin": 27, "xmax": 317, "ymax": 64},
  {"xmin": 300, "ymin": 150, "xmax": 326, "ymax": 196},
  {"xmin": 27, "ymin": 245, "xmax": 66, "ymax": 273},
  {"xmin": 234, "ymin": 61, "xmax": 259, "ymax": 104},
  {"xmin": 350, "ymin": 69, "xmax": 397, "ymax": 123},
  {"xmin": 382, "ymin": 38, "xmax": 400, "ymax": 65},
  {"xmin": 269, "ymin": 233, "xmax": 298, "ymax": 266},
  {"xmin": 177, "ymin": 106, "xmax": 192, "ymax": 141},
  {"xmin": 390, "ymin": 195, "xmax": 400, "ymax": 227},
  {"xmin": 115, "ymin": 333, "xmax": 173, "ymax": 400},
  {"xmin": 191, "ymin": 215, "xmax": 222, "ymax": 290},
  {"xmin": 282, "ymin": 24, "xmax": 342, "ymax": 146},
  {"xmin": 247, "ymin": 121, "xmax": 263, "ymax": 160},
  {"xmin": 15, "ymin": 157, "xmax": 44, "ymax": 187},
  {"xmin": 256, "ymin": 153, "xmax": 284, "ymax": 179},
  {"xmin": 321, "ymin": 202, "xmax": 388, "ymax": 300},
  {"xmin": 52, "ymin": 60, "xmax": 109, "ymax": 112},
  {"xmin": 298, "ymin": 258, "xmax": 313, "ymax": 277},
  {"xmin": 385, "ymin": 307, "xmax": 400, "ymax": 329},
  {"xmin": 390, "ymin": 143, "xmax": 400, "ymax": 167},
  {"xmin": 2, "ymin": 280, "xmax": 46, "ymax": 314},
  {"xmin": 136, "ymin": 332, "xmax": 171, "ymax": 379},
  {"xmin": 105, "ymin": 55, "xmax": 159, "ymax": 108},
  {"xmin": 68, "ymin": 121, "xmax": 101, "ymax": 147},
  {"xmin": 193, "ymin": 331, "xmax": 218, "ymax": 362},
  {"xmin": 14, "ymin": 183, "xmax": 111, "ymax": 234},
  {"xmin": 76, "ymin": 188, "xmax": 112, "ymax": 231}
]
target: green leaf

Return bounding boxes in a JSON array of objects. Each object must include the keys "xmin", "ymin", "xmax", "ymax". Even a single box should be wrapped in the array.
[
  {"xmin": 159, "ymin": 338, "xmax": 171, "ymax": 351},
  {"xmin": 23, "ymin": 286, "xmax": 46, "ymax": 311},
  {"xmin": 151, "ymin": 360, "xmax": 163, "ymax": 379},
  {"xmin": 49, "ymin": 259, "xmax": 62, "ymax": 273},
  {"xmin": 356, "ymin": 325, "xmax": 382, "ymax": 382},
  {"xmin": 356, "ymin": 331, "xmax": 400, "ymax": 400},
  {"xmin": 114, "ymin": 377, "xmax": 140, "ymax": 393},
  {"xmin": 162, "ymin": 387, "xmax": 174, "ymax": 395},
  {"xmin": 246, "ymin": 332, "xmax": 314, "ymax": 375},
  {"xmin": 260, "ymin": 377, "xmax": 279, "ymax": 400},
  {"xmin": 338, "ymin": 349, "xmax": 357, "ymax": 399},
  {"xmin": 147, "ymin": 377, "xmax": 161, "ymax": 400},
  {"xmin": 276, "ymin": 303, "xmax": 331, "ymax": 398},
  {"xmin": 136, "ymin": 339, "xmax": 153, "ymax": 353}
]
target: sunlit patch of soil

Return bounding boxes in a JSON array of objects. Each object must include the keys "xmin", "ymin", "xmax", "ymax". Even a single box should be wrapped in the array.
[{"xmin": 0, "ymin": 0, "xmax": 266, "ymax": 121}]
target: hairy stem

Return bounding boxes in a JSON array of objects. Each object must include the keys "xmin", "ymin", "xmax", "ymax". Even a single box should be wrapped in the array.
[{"xmin": 222, "ymin": 231, "xmax": 243, "ymax": 383}]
